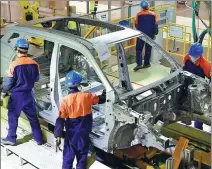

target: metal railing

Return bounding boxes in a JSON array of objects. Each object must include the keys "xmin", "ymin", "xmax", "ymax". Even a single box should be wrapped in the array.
[{"xmin": 163, "ymin": 23, "xmax": 211, "ymax": 63}]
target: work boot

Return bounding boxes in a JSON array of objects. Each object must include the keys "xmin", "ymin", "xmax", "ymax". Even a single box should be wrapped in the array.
[
  {"xmin": 142, "ymin": 64, "xmax": 151, "ymax": 69},
  {"xmin": 133, "ymin": 65, "xmax": 143, "ymax": 72},
  {"xmin": 37, "ymin": 142, "xmax": 43, "ymax": 145},
  {"xmin": 1, "ymin": 138, "xmax": 16, "ymax": 146},
  {"xmin": 36, "ymin": 140, "xmax": 44, "ymax": 146}
]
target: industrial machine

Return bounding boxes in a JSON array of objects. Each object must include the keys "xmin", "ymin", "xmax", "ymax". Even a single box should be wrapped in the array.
[
  {"xmin": 1, "ymin": 17, "xmax": 211, "ymax": 169},
  {"xmin": 18, "ymin": 1, "xmax": 44, "ymax": 47}
]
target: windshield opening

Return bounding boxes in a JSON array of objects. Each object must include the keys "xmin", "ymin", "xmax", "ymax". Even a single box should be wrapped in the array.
[{"xmin": 93, "ymin": 36, "xmax": 178, "ymax": 94}]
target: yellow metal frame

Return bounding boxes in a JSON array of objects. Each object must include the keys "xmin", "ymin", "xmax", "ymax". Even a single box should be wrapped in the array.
[
  {"xmin": 172, "ymin": 137, "xmax": 189, "ymax": 169},
  {"xmin": 1, "ymin": 18, "xmax": 5, "ymax": 28},
  {"xmin": 160, "ymin": 137, "xmax": 189, "ymax": 169},
  {"xmin": 164, "ymin": 24, "xmax": 191, "ymax": 58},
  {"xmin": 84, "ymin": 26, "xmax": 98, "ymax": 39},
  {"xmin": 163, "ymin": 23, "xmax": 211, "ymax": 63}
]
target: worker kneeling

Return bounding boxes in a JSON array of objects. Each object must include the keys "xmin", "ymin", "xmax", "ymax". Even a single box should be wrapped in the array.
[
  {"xmin": 183, "ymin": 42, "xmax": 211, "ymax": 130},
  {"xmin": 1, "ymin": 39, "xmax": 43, "ymax": 145},
  {"xmin": 54, "ymin": 71, "xmax": 106, "ymax": 169}
]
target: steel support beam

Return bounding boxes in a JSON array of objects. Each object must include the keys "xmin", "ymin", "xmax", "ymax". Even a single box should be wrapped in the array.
[
  {"xmin": 161, "ymin": 123, "xmax": 211, "ymax": 147},
  {"xmin": 108, "ymin": 1, "xmax": 111, "ymax": 22}
]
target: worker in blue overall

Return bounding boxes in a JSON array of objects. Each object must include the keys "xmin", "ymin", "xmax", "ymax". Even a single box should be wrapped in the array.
[
  {"xmin": 134, "ymin": 0, "xmax": 159, "ymax": 71},
  {"xmin": 183, "ymin": 42, "xmax": 211, "ymax": 130},
  {"xmin": 1, "ymin": 39, "xmax": 43, "ymax": 145},
  {"xmin": 54, "ymin": 71, "xmax": 106, "ymax": 169}
]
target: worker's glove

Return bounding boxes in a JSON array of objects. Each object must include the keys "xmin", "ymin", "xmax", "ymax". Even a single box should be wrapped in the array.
[
  {"xmin": 98, "ymin": 89, "xmax": 106, "ymax": 104},
  {"xmin": 101, "ymin": 89, "xmax": 106, "ymax": 96}
]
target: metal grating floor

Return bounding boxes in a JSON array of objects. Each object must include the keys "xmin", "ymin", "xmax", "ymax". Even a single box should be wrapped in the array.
[
  {"xmin": 1, "ymin": 118, "xmax": 110, "ymax": 169},
  {"xmin": 1, "ymin": 123, "xmax": 63, "ymax": 169}
]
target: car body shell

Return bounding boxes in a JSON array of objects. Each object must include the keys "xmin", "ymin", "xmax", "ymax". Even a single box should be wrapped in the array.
[{"xmin": 1, "ymin": 17, "xmax": 211, "ymax": 153}]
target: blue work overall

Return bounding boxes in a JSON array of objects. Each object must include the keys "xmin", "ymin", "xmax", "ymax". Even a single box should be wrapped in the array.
[
  {"xmin": 2, "ymin": 57, "xmax": 43, "ymax": 144},
  {"xmin": 183, "ymin": 60, "xmax": 205, "ymax": 130},
  {"xmin": 135, "ymin": 10, "xmax": 158, "ymax": 66},
  {"xmin": 55, "ymin": 89, "xmax": 95, "ymax": 169}
]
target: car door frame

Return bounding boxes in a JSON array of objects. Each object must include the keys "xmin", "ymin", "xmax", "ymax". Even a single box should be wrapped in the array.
[
  {"xmin": 56, "ymin": 40, "xmax": 118, "ymax": 152},
  {"xmin": 1, "ymin": 28, "xmax": 61, "ymax": 123}
]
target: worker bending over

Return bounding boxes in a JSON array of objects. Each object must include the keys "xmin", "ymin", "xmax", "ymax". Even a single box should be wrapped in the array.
[
  {"xmin": 54, "ymin": 71, "xmax": 106, "ymax": 169},
  {"xmin": 1, "ymin": 39, "xmax": 43, "ymax": 145},
  {"xmin": 134, "ymin": 0, "xmax": 159, "ymax": 71},
  {"xmin": 183, "ymin": 42, "xmax": 211, "ymax": 130}
]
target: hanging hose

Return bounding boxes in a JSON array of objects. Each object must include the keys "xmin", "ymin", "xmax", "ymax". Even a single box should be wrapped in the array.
[
  {"xmin": 186, "ymin": 1, "xmax": 211, "ymax": 44},
  {"xmin": 198, "ymin": 28, "xmax": 211, "ymax": 44},
  {"xmin": 191, "ymin": 1, "xmax": 199, "ymax": 42}
]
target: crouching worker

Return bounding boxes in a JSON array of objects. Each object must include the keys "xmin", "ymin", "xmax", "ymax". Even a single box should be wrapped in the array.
[
  {"xmin": 183, "ymin": 42, "xmax": 211, "ymax": 130},
  {"xmin": 1, "ymin": 39, "xmax": 43, "ymax": 145},
  {"xmin": 54, "ymin": 71, "xmax": 106, "ymax": 169}
]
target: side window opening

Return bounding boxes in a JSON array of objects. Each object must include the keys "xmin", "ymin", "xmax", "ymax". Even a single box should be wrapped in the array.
[
  {"xmin": 23, "ymin": 34, "xmax": 55, "ymax": 113},
  {"xmin": 58, "ymin": 45, "xmax": 106, "ymax": 138},
  {"xmin": 92, "ymin": 44, "xmax": 123, "ymax": 93},
  {"xmin": 67, "ymin": 21, "xmax": 77, "ymax": 31},
  {"xmin": 50, "ymin": 19, "xmax": 79, "ymax": 36},
  {"xmin": 80, "ymin": 23, "xmax": 112, "ymax": 39},
  {"xmin": 58, "ymin": 45, "xmax": 104, "ymax": 95}
]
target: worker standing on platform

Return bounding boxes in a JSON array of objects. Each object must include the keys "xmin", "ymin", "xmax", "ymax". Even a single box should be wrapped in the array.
[
  {"xmin": 1, "ymin": 39, "xmax": 43, "ymax": 145},
  {"xmin": 134, "ymin": 0, "xmax": 159, "ymax": 71},
  {"xmin": 183, "ymin": 42, "xmax": 211, "ymax": 130},
  {"xmin": 54, "ymin": 71, "xmax": 106, "ymax": 169}
]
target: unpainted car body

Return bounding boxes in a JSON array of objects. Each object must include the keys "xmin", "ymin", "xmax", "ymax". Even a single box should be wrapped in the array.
[{"xmin": 1, "ymin": 17, "xmax": 211, "ymax": 153}]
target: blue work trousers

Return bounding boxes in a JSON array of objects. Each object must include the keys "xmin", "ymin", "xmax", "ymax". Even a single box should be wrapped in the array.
[
  {"xmin": 62, "ymin": 133, "xmax": 89, "ymax": 169},
  {"xmin": 136, "ymin": 38, "xmax": 152, "ymax": 66},
  {"xmin": 6, "ymin": 91, "xmax": 43, "ymax": 144},
  {"xmin": 194, "ymin": 121, "xmax": 203, "ymax": 130}
]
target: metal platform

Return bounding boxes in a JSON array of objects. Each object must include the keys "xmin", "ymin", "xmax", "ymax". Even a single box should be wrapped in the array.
[{"xmin": 1, "ymin": 118, "xmax": 110, "ymax": 169}]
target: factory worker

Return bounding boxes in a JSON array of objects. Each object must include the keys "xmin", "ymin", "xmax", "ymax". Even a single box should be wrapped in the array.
[
  {"xmin": 134, "ymin": 0, "xmax": 159, "ymax": 71},
  {"xmin": 1, "ymin": 39, "xmax": 43, "ymax": 145},
  {"xmin": 54, "ymin": 70, "xmax": 106, "ymax": 169},
  {"xmin": 183, "ymin": 42, "xmax": 211, "ymax": 130}
]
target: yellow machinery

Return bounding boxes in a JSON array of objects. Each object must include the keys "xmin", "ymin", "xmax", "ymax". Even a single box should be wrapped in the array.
[
  {"xmin": 1, "ymin": 18, "xmax": 5, "ymax": 28},
  {"xmin": 19, "ymin": 1, "xmax": 44, "ymax": 47},
  {"xmin": 19, "ymin": 1, "xmax": 39, "ymax": 21}
]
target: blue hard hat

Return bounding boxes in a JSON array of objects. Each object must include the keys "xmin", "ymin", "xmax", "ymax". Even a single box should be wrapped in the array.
[
  {"xmin": 188, "ymin": 43, "xmax": 203, "ymax": 57},
  {"xmin": 65, "ymin": 71, "xmax": 82, "ymax": 88},
  {"xmin": 140, "ymin": 0, "xmax": 149, "ymax": 9},
  {"xmin": 15, "ymin": 39, "xmax": 29, "ymax": 52}
]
